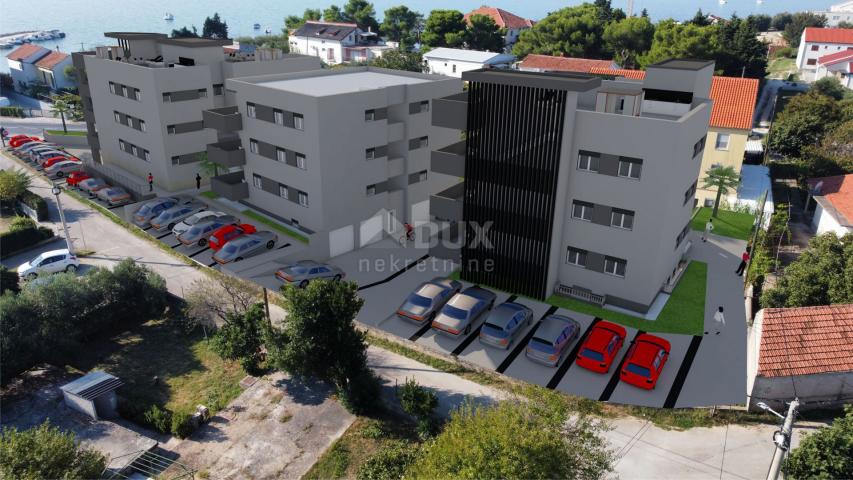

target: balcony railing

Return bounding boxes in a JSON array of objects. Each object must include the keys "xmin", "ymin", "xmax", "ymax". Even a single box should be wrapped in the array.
[
  {"xmin": 431, "ymin": 140, "xmax": 465, "ymax": 177},
  {"xmin": 210, "ymin": 171, "xmax": 249, "ymax": 201},
  {"xmin": 430, "ymin": 182, "xmax": 464, "ymax": 222},
  {"xmin": 432, "ymin": 92, "xmax": 468, "ymax": 130},
  {"xmin": 203, "ymin": 106, "xmax": 242, "ymax": 132},
  {"xmin": 206, "ymin": 140, "xmax": 245, "ymax": 168}
]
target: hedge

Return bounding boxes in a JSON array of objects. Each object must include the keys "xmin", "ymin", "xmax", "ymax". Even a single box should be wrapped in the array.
[
  {"xmin": 17, "ymin": 190, "xmax": 49, "ymax": 221},
  {"xmin": 0, "ymin": 106, "xmax": 24, "ymax": 118},
  {"xmin": 0, "ymin": 226, "xmax": 54, "ymax": 258}
]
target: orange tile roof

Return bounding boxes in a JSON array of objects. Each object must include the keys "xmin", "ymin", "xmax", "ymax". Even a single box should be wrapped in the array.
[
  {"xmin": 807, "ymin": 174, "xmax": 853, "ymax": 224},
  {"xmin": 465, "ymin": 6, "xmax": 534, "ymax": 29},
  {"xmin": 519, "ymin": 54, "xmax": 614, "ymax": 73},
  {"xmin": 818, "ymin": 48, "xmax": 853, "ymax": 66},
  {"xmin": 589, "ymin": 66, "xmax": 647, "ymax": 79},
  {"xmin": 757, "ymin": 305, "xmax": 853, "ymax": 378},
  {"xmin": 803, "ymin": 27, "xmax": 853, "ymax": 44},
  {"xmin": 6, "ymin": 44, "xmax": 49, "ymax": 62},
  {"xmin": 34, "ymin": 51, "xmax": 69, "ymax": 70}
]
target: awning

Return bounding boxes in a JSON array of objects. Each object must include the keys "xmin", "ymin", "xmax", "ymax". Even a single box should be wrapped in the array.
[{"xmin": 745, "ymin": 139, "xmax": 764, "ymax": 154}]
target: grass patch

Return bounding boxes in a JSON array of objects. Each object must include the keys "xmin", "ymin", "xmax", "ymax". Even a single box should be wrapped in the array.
[
  {"xmin": 691, "ymin": 207, "xmax": 755, "ymax": 240},
  {"xmin": 241, "ymin": 209, "xmax": 309, "ymax": 244},
  {"xmin": 45, "ymin": 129, "xmax": 88, "ymax": 136},
  {"xmin": 765, "ymin": 57, "xmax": 796, "ymax": 80},
  {"xmin": 615, "ymin": 405, "xmax": 776, "ymax": 430},
  {"xmin": 199, "ymin": 190, "xmax": 219, "ymax": 199}
]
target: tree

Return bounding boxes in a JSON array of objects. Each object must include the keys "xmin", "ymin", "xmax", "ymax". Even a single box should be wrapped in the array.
[
  {"xmin": 0, "ymin": 266, "xmax": 20, "ymax": 295},
  {"xmin": 702, "ymin": 165, "xmax": 740, "ymax": 218},
  {"xmin": 783, "ymin": 12, "xmax": 827, "ymax": 48},
  {"xmin": 761, "ymin": 233, "xmax": 853, "ymax": 308},
  {"xmin": 343, "ymin": 0, "xmax": 380, "ymax": 33},
  {"xmin": 49, "ymin": 93, "xmax": 76, "ymax": 133},
  {"xmin": 286, "ymin": 9, "xmax": 322, "ymax": 31},
  {"xmin": 370, "ymin": 50, "xmax": 423, "ymax": 72},
  {"xmin": 407, "ymin": 400, "xmax": 613, "ymax": 479},
  {"xmin": 771, "ymin": 12, "xmax": 793, "ymax": 31},
  {"xmin": 603, "ymin": 16, "xmax": 654, "ymax": 68},
  {"xmin": 0, "ymin": 169, "xmax": 31, "ymax": 203},
  {"xmin": 839, "ymin": 21, "xmax": 853, "ymax": 29},
  {"xmin": 466, "ymin": 14, "xmax": 504, "ymax": 52},
  {"xmin": 638, "ymin": 20, "xmax": 719, "ymax": 68},
  {"xmin": 211, "ymin": 303, "xmax": 266, "ymax": 375},
  {"xmin": 813, "ymin": 76, "xmax": 848, "ymax": 101},
  {"xmin": 747, "ymin": 14, "xmax": 772, "ymax": 32},
  {"xmin": 323, "ymin": 5, "xmax": 345, "ymax": 22},
  {"xmin": 814, "ymin": 120, "xmax": 853, "ymax": 173},
  {"xmin": 422, "ymin": 9, "xmax": 467, "ymax": 49},
  {"xmin": 184, "ymin": 274, "xmax": 261, "ymax": 328},
  {"xmin": 381, "ymin": 5, "xmax": 423, "ymax": 47},
  {"xmin": 202, "ymin": 13, "xmax": 229, "ymax": 39},
  {"xmin": 640, "ymin": 8, "xmax": 648, "ymax": 18},
  {"xmin": 265, "ymin": 280, "xmax": 379, "ymax": 414},
  {"xmin": 769, "ymin": 92, "xmax": 843, "ymax": 158},
  {"xmin": 714, "ymin": 16, "xmax": 768, "ymax": 78},
  {"xmin": 690, "ymin": 9, "xmax": 711, "ymax": 27},
  {"xmin": 0, "ymin": 421, "xmax": 106, "ymax": 480},
  {"xmin": 785, "ymin": 404, "xmax": 853, "ymax": 479},
  {"xmin": 62, "ymin": 64, "xmax": 77, "ymax": 82},
  {"xmin": 513, "ymin": 4, "xmax": 608, "ymax": 59},
  {"xmin": 171, "ymin": 26, "xmax": 198, "ymax": 38},
  {"xmin": 398, "ymin": 378, "xmax": 438, "ymax": 438}
]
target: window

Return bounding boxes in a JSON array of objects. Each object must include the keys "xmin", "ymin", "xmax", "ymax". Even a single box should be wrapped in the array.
[
  {"xmin": 171, "ymin": 155, "xmax": 181, "ymax": 165},
  {"xmin": 811, "ymin": 45, "xmax": 819, "ymax": 51},
  {"xmin": 253, "ymin": 174, "xmax": 262, "ymax": 189},
  {"xmin": 122, "ymin": 86, "xmax": 128, "ymax": 97},
  {"xmin": 114, "ymin": 111, "xmax": 121, "ymax": 123},
  {"xmin": 684, "ymin": 181, "xmax": 697, "ymax": 205},
  {"xmin": 293, "ymin": 113, "xmax": 304, "ymax": 130},
  {"xmin": 618, "ymin": 157, "xmax": 642, "ymax": 179},
  {"xmin": 139, "ymin": 120, "xmax": 146, "ymax": 132},
  {"xmin": 365, "ymin": 109, "xmax": 376, "ymax": 121},
  {"xmin": 274, "ymin": 109, "xmax": 284, "ymax": 125},
  {"xmin": 418, "ymin": 170, "xmax": 428, "ymax": 182},
  {"xmin": 295, "ymin": 153, "xmax": 306, "ymax": 169},
  {"xmin": 162, "ymin": 93, "xmax": 171, "ymax": 102},
  {"xmin": 807, "ymin": 59, "xmax": 817, "ymax": 66},
  {"xmin": 213, "ymin": 84, "xmax": 224, "ymax": 96},
  {"xmin": 144, "ymin": 150, "xmax": 150, "ymax": 162},
  {"xmin": 604, "ymin": 256, "xmax": 627, "ymax": 277},
  {"xmin": 247, "ymin": 102, "xmax": 256, "ymax": 118},
  {"xmin": 452, "ymin": 64, "xmax": 457, "ymax": 73},
  {"xmin": 566, "ymin": 247, "xmax": 587, "ymax": 267},
  {"xmin": 419, "ymin": 100, "xmax": 429, "ymax": 112},
  {"xmin": 134, "ymin": 89, "xmax": 141, "ymax": 101},
  {"xmin": 611, "ymin": 209, "xmax": 634, "ymax": 230},
  {"xmin": 278, "ymin": 184, "xmax": 288, "ymax": 199},
  {"xmin": 693, "ymin": 136, "xmax": 706, "ymax": 157},
  {"xmin": 366, "ymin": 184, "xmax": 376, "ymax": 196},
  {"xmin": 109, "ymin": 82, "xmax": 116, "ymax": 94},
  {"xmin": 131, "ymin": 145, "xmax": 138, "ymax": 156},
  {"xmin": 366, "ymin": 147, "xmax": 375, "ymax": 160},
  {"xmin": 249, "ymin": 139, "xmax": 258, "ymax": 154},
  {"xmin": 197, "ymin": 88, "xmax": 207, "ymax": 98},
  {"xmin": 715, "ymin": 133, "xmax": 730, "ymax": 150},
  {"xmin": 276, "ymin": 148, "xmax": 286, "ymax": 163},
  {"xmin": 572, "ymin": 201, "xmax": 594, "ymax": 221},
  {"xmin": 298, "ymin": 191, "xmax": 308, "ymax": 206},
  {"xmin": 118, "ymin": 139, "xmax": 125, "ymax": 151},
  {"xmin": 167, "ymin": 125, "xmax": 176, "ymax": 135},
  {"xmin": 675, "ymin": 222, "xmax": 690, "ymax": 249},
  {"xmin": 577, "ymin": 151, "xmax": 600, "ymax": 172}
]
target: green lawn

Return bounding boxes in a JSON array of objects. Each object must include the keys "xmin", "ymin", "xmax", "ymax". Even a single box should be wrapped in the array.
[
  {"xmin": 242, "ymin": 209, "xmax": 309, "ymax": 244},
  {"xmin": 765, "ymin": 57, "xmax": 797, "ymax": 80},
  {"xmin": 199, "ymin": 190, "xmax": 219, "ymax": 199},
  {"xmin": 45, "ymin": 129, "xmax": 87, "ymax": 136},
  {"xmin": 691, "ymin": 207, "xmax": 755, "ymax": 240}
]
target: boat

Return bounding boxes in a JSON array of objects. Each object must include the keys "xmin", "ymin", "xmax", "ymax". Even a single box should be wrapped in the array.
[
  {"xmin": 719, "ymin": 0, "xmax": 727, "ymax": 4},
  {"xmin": 164, "ymin": 12, "xmax": 174, "ymax": 21},
  {"xmin": 50, "ymin": 29, "xmax": 65, "ymax": 38},
  {"xmin": 264, "ymin": 27, "xmax": 272, "ymax": 34},
  {"xmin": 756, "ymin": 0, "xmax": 764, "ymax": 4},
  {"xmin": 0, "ymin": 42, "xmax": 13, "ymax": 49},
  {"xmin": 253, "ymin": 23, "xmax": 261, "ymax": 30}
]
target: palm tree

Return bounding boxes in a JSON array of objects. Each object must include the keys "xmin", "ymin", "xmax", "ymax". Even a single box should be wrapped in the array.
[
  {"xmin": 702, "ymin": 165, "xmax": 740, "ymax": 218},
  {"xmin": 197, "ymin": 152, "xmax": 224, "ymax": 177},
  {"xmin": 50, "ymin": 94, "xmax": 74, "ymax": 133}
]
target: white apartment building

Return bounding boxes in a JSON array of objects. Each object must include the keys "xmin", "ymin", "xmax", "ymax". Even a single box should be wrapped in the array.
[
  {"xmin": 288, "ymin": 21, "xmax": 393, "ymax": 65},
  {"xmin": 813, "ymin": 1, "xmax": 853, "ymax": 27},
  {"xmin": 796, "ymin": 27, "xmax": 853, "ymax": 81},
  {"xmin": 422, "ymin": 48, "xmax": 515, "ymax": 78}
]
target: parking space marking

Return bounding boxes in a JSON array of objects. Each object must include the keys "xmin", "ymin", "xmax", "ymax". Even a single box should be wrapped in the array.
[
  {"xmin": 408, "ymin": 322, "xmax": 432, "ymax": 342},
  {"xmin": 357, "ymin": 254, "xmax": 430, "ymax": 291},
  {"xmin": 546, "ymin": 317, "xmax": 602, "ymax": 389},
  {"xmin": 207, "ymin": 261, "xmax": 218, "ymax": 267},
  {"xmin": 496, "ymin": 305, "xmax": 558, "ymax": 374},
  {"xmin": 663, "ymin": 335, "xmax": 703, "ymax": 408},
  {"xmin": 599, "ymin": 330, "xmax": 646, "ymax": 402},
  {"xmin": 155, "ymin": 232, "xmax": 172, "ymax": 240},
  {"xmin": 187, "ymin": 247, "xmax": 210, "ymax": 258}
]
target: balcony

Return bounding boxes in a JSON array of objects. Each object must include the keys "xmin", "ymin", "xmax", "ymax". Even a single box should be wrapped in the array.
[
  {"xmin": 203, "ymin": 106, "xmax": 242, "ymax": 132},
  {"xmin": 210, "ymin": 171, "xmax": 249, "ymax": 201},
  {"xmin": 431, "ymin": 141, "xmax": 465, "ymax": 177},
  {"xmin": 432, "ymin": 92, "xmax": 468, "ymax": 130},
  {"xmin": 430, "ymin": 182, "xmax": 464, "ymax": 222},
  {"xmin": 207, "ymin": 140, "xmax": 245, "ymax": 168}
]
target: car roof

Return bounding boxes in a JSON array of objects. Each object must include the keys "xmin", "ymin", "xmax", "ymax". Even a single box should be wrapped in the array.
[
  {"xmin": 629, "ymin": 341, "xmax": 663, "ymax": 366},
  {"xmin": 40, "ymin": 248, "xmax": 71, "ymax": 257},
  {"xmin": 447, "ymin": 293, "xmax": 480, "ymax": 310},
  {"xmin": 486, "ymin": 302, "xmax": 527, "ymax": 327},
  {"xmin": 536, "ymin": 315, "xmax": 576, "ymax": 339},
  {"xmin": 462, "ymin": 286, "xmax": 493, "ymax": 300},
  {"xmin": 416, "ymin": 283, "xmax": 446, "ymax": 299},
  {"xmin": 226, "ymin": 236, "xmax": 254, "ymax": 246}
]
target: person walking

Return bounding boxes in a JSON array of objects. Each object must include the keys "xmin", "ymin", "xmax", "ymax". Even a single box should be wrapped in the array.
[
  {"xmin": 195, "ymin": 173, "xmax": 202, "ymax": 190},
  {"xmin": 147, "ymin": 172, "xmax": 154, "ymax": 192},
  {"xmin": 706, "ymin": 306, "xmax": 726, "ymax": 335},
  {"xmin": 702, "ymin": 218, "xmax": 713, "ymax": 242},
  {"xmin": 735, "ymin": 249, "xmax": 750, "ymax": 276}
]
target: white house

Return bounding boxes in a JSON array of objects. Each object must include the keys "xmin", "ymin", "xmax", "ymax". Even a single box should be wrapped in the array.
[
  {"xmin": 796, "ymin": 27, "xmax": 853, "ymax": 81},
  {"xmin": 463, "ymin": 6, "xmax": 534, "ymax": 51},
  {"xmin": 807, "ymin": 174, "xmax": 853, "ymax": 236},
  {"xmin": 812, "ymin": 1, "xmax": 853, "ymax": 27},
  {"xmin": 422, "ymin": 48, "xmax": 515, "ymax": 78},
  {"xmin": 289, "ymin": 21, "xmax": 393, "ymax": 65},
  {"xmin": 814, "ymin": 49, "xmax": 853, "ymax": 89},
  {"xmin": 34, "ymin": 51, "xmax": 74, "ymax": 91},
  {"xmin": 5, "ymin": 44, "xmax": 51, "ymax": 92}
]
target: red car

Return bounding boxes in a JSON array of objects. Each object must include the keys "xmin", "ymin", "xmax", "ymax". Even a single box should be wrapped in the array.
[
  {"xmin": 575, "ymin": 321, "xmax": 627, "ymax": 373},
  {"xmin": 208, "ymin": 223, "xmax": 257, "ymax": 251},
  {"xmin": 620, "ymin": 334, "xmax": 671, "ymax": 390},
  {"xmin": 42, "ymin": 155, "xmax": 80, "ymax": 169},
  {"xmin": 66, "ymin": 171, "xmax": 92, "ymax": 187},
  {"xmin": 9, "ymin": 136, "xmax": 37, "ymax": 148}
]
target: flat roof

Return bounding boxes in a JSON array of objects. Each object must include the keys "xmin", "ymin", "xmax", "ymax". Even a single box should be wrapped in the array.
[
  {"xmin": 462, "ymin": 68, "xmax": 602, "ymax": 92},
  {"xmin": 157, "ymin": 37, "xmax": 233, "ymax": 48},
  {"xmin": 648, "ymin": 59, "xmax": 715, "ymax": 71},
  {"xmin": 252, "ymin": 70, "xmax": 432, "ymax": 96},
  {"xmin": 105, "ymin": 32, "xmax": 168, "ymax": 40},
  {"xmin": 60, "ymin": 371, "xmax": 123, "ymax": 400}
]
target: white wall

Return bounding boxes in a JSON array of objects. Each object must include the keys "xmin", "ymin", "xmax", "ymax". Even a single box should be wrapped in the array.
[
  {"xmin": 812, "ymin": 202, "xmax": 853, "ymax": 236},
  {"xmin": 425, "ymin": 58, "xmax": 488, "ymax": 78},
  {"xmin": 797, "ymin": 40, "xmax": 853, "ymax": 74}
]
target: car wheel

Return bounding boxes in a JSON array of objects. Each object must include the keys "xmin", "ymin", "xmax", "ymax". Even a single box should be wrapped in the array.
[
  {"xmin": 198, "ymin": 238, "xmax": 207, "ymax": 247},
  {"xmin": 56, "ymin": 171, "xmax": 65, "ymax": 178},
  {"xmin": 27, "ymin": 273, "xmax": 37, "ymax": 280},
  {"xmin": 65, "ymin": 264, "xmax": 78, "ymax": 273},
  {"xmin": 333, "ymin": 274, "xmax": 342, "ymax": 282},
  {"xmin": 299, "ymin": 280, "xmax": 309, "ymax": 288},
  {"xmin": 168, "ymin": 223, "xmax": 176, "ymax": 231},
  {"xmin": 464, "ymin": 324, "xmax": 471, "ymax": 335},
  {"xmin": 236, "ymin": 257, "xmax": 244, "ymax": 262},
  {"xmin": 266, "ymin": 240, "xmax": 275, "ymax": 249}
]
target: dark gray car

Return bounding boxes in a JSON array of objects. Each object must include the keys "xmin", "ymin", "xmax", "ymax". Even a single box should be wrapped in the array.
[
  {"xmin": 212, "ymin": 231, "xmax": 278, "ymax": 264},
  {"xmin": 177, "ymin": 215, "xmax": 239, "ymax": 246},
  {"xmin": 479, "ymin": 302, "xmax": 533, "ymax": 349},
  {"xmin": 132, "ymin": 196, "xmax": 193, "ymax": 227},
  {"xmin": 275, "ymin": 260, "xmax": 345, "ymax": 287},
  {"xmin": 525, "ymin": 314, "xmax": 582, "ymax": 367}
]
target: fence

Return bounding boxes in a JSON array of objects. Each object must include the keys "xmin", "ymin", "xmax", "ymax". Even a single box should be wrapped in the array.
[
  {"xmin": 80, "ymin": 155, "xmax": 153, "ymax": 201},
  {"xmin": 554, "ymin": 284, "xmax": 605, "ymax": 306}
]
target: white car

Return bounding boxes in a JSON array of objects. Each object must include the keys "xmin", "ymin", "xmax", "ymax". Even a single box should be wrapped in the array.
[
  {"xmin": 45, "ymin": 160, "xmax": 82, "ymax": 177},
  {"xmin": 172, "ymin": 210, "xmax": 226, "ymax": 236},
  {"xmin": 17, "ymin": 248, "xmax": 79, "ymax": 279}
]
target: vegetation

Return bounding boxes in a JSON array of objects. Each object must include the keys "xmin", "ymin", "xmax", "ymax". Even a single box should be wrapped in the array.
[
  {"xmin": 702, "ymin": 165, "xmax": 741, "ymax": 218},
  {"xmin": 285, "ymin": 9, "xmax": 322, "ymax": 31},
  {"xmin": 421, "ymin": 10, "xmax": 467, "ymax": 49},
  {"xmin": 184, "ymin": 274, "xmax": 261, "ymax": 328},
  {"xmin": 0, "ymin": 421, "xmax": 106, "ymax": 480},
  {"xmin": 638, "ymin": 20, "xmax": 717, "ymax": 68},
  {"xmin": 45, "ymin": 129, "xmax": 87, "ymax": 136},
  {"xmin": 465, "ymin": 14, "xmax": 504, "ymax": 52},
  {"xmin": 356, "ymin": 440, "xmax": 419, "ymax": 480},
  {"xmin": 513, "ymin": 3, "xmax": 613, "ymax": 59},
  {"xmin": 202, "ymin": 13, "xmax": 229, "ymax": 39},
  {"xmin": 603, "ymin": 16, "xmax": 655, "ymax": 68},
  {"xmin": 0, "ymin": 169, "xmax": 31, "ymax": 203},
  {"xmin": 746, "ymin": 206, "xmax": 790, "ymax": 295},
  {"xmin": 171, "ymin": 26, "xmax": 199, "ymax": 38},
  {"xmin": 0, "ymin": 221, "xmax": 54, "ymax": 257},
  {"xmin": 370, "ymin": 50, "xmax": 423, "ymax": 72},
  {"xmin": 0, "ymin": 265, "xmax": 20, "ymax": 295},
  {"xmin": 380, "ymin": 5, "xmax": 423, "ymax": 48},
  {"xmin": 812, "ymin": 77, "xmax": 850, "ymax": 101},
  {"xmin": 49, "ymin": 93, "xmax": 80, "ymax": 133},
  {"xmin": 0, "ymin": 106, "xmax": 25, "ymax": 118},
  {"xmin": 241, "ymin": 209, "xmax": 309, "ymax": 243},
  {"xmin": 320, "ymin": 0, "xmax": 380, "ymax": 32},
  {"xmin": 786, "ymin": 404, "xmax": 853, "ymax": 480},
  {"xmin": 398, "ymin": 378, "xmax": 439, "ymax": 438},
  {"xmin": 782, "ymin": 12, "xmax": 827, "ymax": 48},
  {"xmin": 691, "ymin": 207, "xmax": 755, "ymax": 240},
  {"xmin": 211, "ymin": 303, "xmax": 267, "ymax": 375},
  {"xmin": 235, "ymin": 34, "xmax": 290, "ymax": 52},
  {"xmin": 769, "ymin": 91, "xmax": 846, "ymax": 159}
]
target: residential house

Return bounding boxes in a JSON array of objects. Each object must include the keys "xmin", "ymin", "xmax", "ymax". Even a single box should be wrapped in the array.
[
  {"xmin": 806, "ymin": 174, "xmax": 853, "ymax": 236},
  {"xmin": 747, "ymin": 305, "xmax": 853, "ymax": 411},
  {"xmin": 796, "ymin": 27, "xmax": 853, "ymax": 81},
  {"xmin": 288, "ymin": 21, "xmax": 392, "ymax": 65},
  {"xmin": 463, "ymin": 6, "xmax": 534, "ymax": 51},
  {"xmin": 5, "ymin": 44, "xmax": 50, "ymax": 92},
  {"xmin": 812, "ymin": 1, "xmax": 853, "ymax": 27},
  {"xmin": 34, "ymin": 51, "xmax": 74, "ymax": 91},
  {"xmin": 814, "ymin": 49, "xmax": 853, "ymax": 89},
  {"xmin": 422, "ymin": 48, "xmax": 515, "ymax": 78},
  {"xmin": 518, "ymin": 54, "xmax": 617, "ymax": 73}
]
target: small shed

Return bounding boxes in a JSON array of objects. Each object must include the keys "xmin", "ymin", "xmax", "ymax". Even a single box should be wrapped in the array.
[{"xmin": 60, "ymin": 371, "xmax": 123, "ymax": 420}]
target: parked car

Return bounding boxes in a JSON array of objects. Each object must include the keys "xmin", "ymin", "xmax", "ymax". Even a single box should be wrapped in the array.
[
  {"xmin": 45, "ymin": 160, "xmax": 83, "ymax": 178},
  {"xmin": 176, "ymin": 215, "xmax": 239, "ymax": 247},
  {"xmin": 149, "ymin": 201, "xmax": 207, "ymax": 232},
  {"xmin": 66, "ymin": 171, "xmax": 91, "ymax": 188},
  {"xmin": 24, "ymin": 145, "xmax": 62, "ymax": 160},
  {"xmin": 274, "ymin": 260, "xmax": 345, "ymax": 287},
  {"xmin": 525, "ymin": 314, "xmax": 581, "ymax": 367},
  {"xmin": 575, "ymin": 321, "xmax": 627, "ymax": 374},
  {"xmin": 479, "ymin": 302, "xmax": 533, "ymax": 349},
  {"xmin": 212, "ymin": 231, "xmax": 278, "ymax": 264},
  {"xmin": 9, "ymin": 136, "xmax": 38, "ymax": 148},
  {"xmin": 131, "ymin": 196, "xmax": 193, "ymax": 227},
  {"xmin": 78, "ymin": 178, "xmax": 109, "ymax": 196},
  {"xmin": 431, "ymin": 286, "xmax": 496, "ymax": 337},
  {"xmin": 208, "ymin": 223, "xmax": 257, "ymax": 251},
  {"xmin": 14, "ymin": 141, "xmax": 52, "ymax": 154},
  {"xmin": 620, "ymin": 334, "xmax": 671, "ymax": 390},
  {"xmin": 41, "ymin": 155, "xmax": 79, "ymax": 170},
  {"xmin": 172, "ymin": 210, "xmax": 226, "ymax": 236},
  {"xmin": 17, "ymin": 248, "xmax": 79, "ymax": 279},
  {"xmin": 96, "ymin": 186, "xmax": 132, "ymax": 206},
  {"xmin": 32, "ymin": 149, "xmax": 69, "ymax": 164},
  {"xmin": 396, "ymin": 277, "xmax": 462, "ymax": 323}
]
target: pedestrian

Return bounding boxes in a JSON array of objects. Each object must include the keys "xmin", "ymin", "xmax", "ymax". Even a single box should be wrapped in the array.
[
  {"xmin": 706, "ymin": 306, "xmax": 726, "ymax": 335},
  {"xmin": 735, "ymin": 249, "xmax": 750, "ymax": 276},
  {"xmin": 147, "ymin": 172, "xmax": 153, "ymax": 192},
  {"xmin": 702, "ymin": 218, "xmax": 713, "ymax": 242},
  {"xmin": 195, "ymin": 173, "xmax": 201, "ymax": 190}
]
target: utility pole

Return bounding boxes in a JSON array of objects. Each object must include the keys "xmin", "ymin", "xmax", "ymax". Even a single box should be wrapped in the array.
[
  {"xmin": 51, "ymin": 184, "xmax": 74, "ymax": 255},
  {"xmin": 766, "ymin": 399, "xmax": 800, "ymax": 480}
]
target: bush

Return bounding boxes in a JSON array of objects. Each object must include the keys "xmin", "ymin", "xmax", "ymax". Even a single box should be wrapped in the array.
[
  {"xmin": 143, "ymin": 404, "xmax": 172, "ymax": 434},
  {"xmin": 0, "ymin": 106, "xmax": 24, "ymax": 118},
  {"xmin": 8, "ymin": 216, "xmax": 36, "ymax": 232},
  {"xmin": 170, "ymin": 411, "xmax": 197, "ymax": 439},
  {"xmin": 17, "ymin": 190, "xmax": 48, "ymax": 221},
  {"xmin": 337, "ymin": 365, "xmax": 383, "ymax": 416},
  {"xmin": 774, "ymin": 46, "xmax": 795, "ymax": 58},
  {"xmin": 398, "ymin": 378, "xmax": 438, "ymax": 439},
  {"xmin": 0, "ymin": 421, "xmax": 106, "ymax": 480},
  {"xmin": 356, "ymin": 441, "xmax": 419, "ymax": 480},
  {"xmin": 0, "ymin": 266, "xmax": 20, "ymax": 295},
  {"xmin": 0, "ymin": 226, "xmax": 54, "ymax": 258},
  {"xmin": 786, "ymin": 405, "xmax": 853, "ymax": 479}
]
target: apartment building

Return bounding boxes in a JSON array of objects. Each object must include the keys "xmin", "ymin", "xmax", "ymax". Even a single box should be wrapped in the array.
[
  {"xmin": 203, "ymin": 66, "xmax": 460, "ymax": 257},
  {"xmin": 430, "ymin": 60, "xmax": 714, "ymax": 313},
  {"xmin": 73, "ymin": 32, "xmax": 322, "ymax": 191},
  {"xmin": 796, "ymin": 27, "xmax": 853, "ymax": 81},
  {"xmin": 812, "ymin": 1, "xmax": 853, "ymax": 27}
]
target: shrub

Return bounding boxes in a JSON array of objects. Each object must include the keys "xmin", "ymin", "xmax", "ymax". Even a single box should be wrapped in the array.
[
  {"xmin": 143, "ymin": 405, "xmax": 172, "ymax": 434},
  {"xmin": 0, "ymin": 226, "xmax": 54, "ymax": 258},
  {"xmin": 398, "ymin": 378, "xmax": 438, "ymax": 438},
  {"xmin": 356, "ymin": 441, "xmax": 419, "ymax": 480},
  {"xmin": 0, "ymin": 421, "xmax": 106, "ymax": 480},
  {"xmin": 8, "ymin": 216, "xmax": 36, "ymax": 232},
  {"xmin": 774, "ymin": 46, "xmax": 795, "ymax": 58},
  {"xmin": 786, "ymin": 405, "xmax": 853, "ymax": 479},
  {"xmin": 17, "ymin": 190, "xmax": 48, "ymax": 221},
  {"xmin": 0, "ymin": 106, "xmax": 24, "ymax": 118},
  {"xmin": 337, "ymin": 365, "xmax": 383, "ymax": 416},
  {"xmin": 170, "ymin": 412, "xmax": 196, "ymax": 439},
  {"xmin": 0, "ymin": 266, "xmax": 20, "ymax": 295}
]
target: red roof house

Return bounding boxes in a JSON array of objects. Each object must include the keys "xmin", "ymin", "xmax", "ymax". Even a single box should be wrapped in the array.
[
  {"xmin": 34, "ymin": 51, "xmax": 69, "ymax": 71},
  {"xmin": 518, "ymin": 54, "xmax": 616, "ymax": 73},
  {"xmin": 464, "ymin": 6, "xmax": 534, "ymax": 29},
  {"xmin": 807, "ymin": 174, "xmax": 853, "ymax": 234},
  {"xmin": 5, "ymin": 44, "xmax": 50, "ymax": 63},
  {"xmin": 803, "ymin": 27, "xmax": 853, "ymax": 45}
]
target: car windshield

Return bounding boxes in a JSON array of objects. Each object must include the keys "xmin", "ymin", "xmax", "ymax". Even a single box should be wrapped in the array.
[
  {"xmin": 290, "ymin": 265, "xmax": 310, "ymax": 274},
  {"xmin": 442, "ymin": 304, "xmax": 468, "ymax": 320},
  {"xmin": 188, "ymin": 226, "xmax": 203, "ymax": 235},
  {"xmin": 223, "ymin": 244, "xmax": 239, "ymax": 254},
  {"xmin": 625, "ymin": 363, "xmax": 651, "ymax": 378},
  {"xmin": 580, "ymin": 348, "xmax": 604, "ymax": 362},
  {"xmin": 136, "ymin": 204, "xmax": 152, "ymax": 215},
  {"xmin": 28, "ymin": 253, "xmax": 45, "ymax": 264},
  {"xmin": 107, "ymin": 189, "xmax": 123, "ymax": 195},
  {"xmin": 482, "ymin": 322, "xmax": 509, "ymax": 338},
  {"xmin": 529, "ymin": 338, "xmax": 556, "ymax": 354},
  {"xmin": 407, "ymin": 294, "xmax": 432, "ymax": 308}
]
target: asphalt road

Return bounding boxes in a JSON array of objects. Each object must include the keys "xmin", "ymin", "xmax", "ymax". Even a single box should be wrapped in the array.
[{"xmin": 1, "ymin": 117, "xmax": 86, "ymax": 137}]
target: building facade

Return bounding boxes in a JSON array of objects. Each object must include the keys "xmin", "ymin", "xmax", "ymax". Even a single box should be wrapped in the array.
[
  {"xmin": 796, "ymin": 27, "xmax": 853, "ymax": 81},
  {"xmin": 812, "ymin": 1, "xmax": 853, "ymax": 27},
  {"xmin": 814, "ymin": 49, "xmax": 853, "ymax": 90},
  {"xmin": 73, "ymin": 32, "xmax": 322, "ymax": 192},
  {"xmin": 205, "ymin": 67, "xmax": 460, "ymax": 257},
  {"xmin": 288, "ymin": 21, "xmax": 392, "ymax": 65},
  {"xmin": 34, "ymin": 51, "xmax": 74, "ymax": 91},
  {"xmin": 6, "ymin": 44, "xmax": 51, "ymax": 92},
  {"xmin": 422, "ymin": 48, "xmax": 515, "ymax": 78},
  {"xmin": 430, "ymin": 60, "xmax": 714, "ymax": 312},
  {"xmin": 463, "ymin": 6, "xmax": 534, "ymax": 51},
  {"xmin": 807, "ymin": 174, "xmax": 853, "ymax": 236}
]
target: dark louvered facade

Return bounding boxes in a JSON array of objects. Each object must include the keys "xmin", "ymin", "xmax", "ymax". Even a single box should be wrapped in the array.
[{"xmin": 460, "ymin": 80, "xmax": 568, "ymax": 299}]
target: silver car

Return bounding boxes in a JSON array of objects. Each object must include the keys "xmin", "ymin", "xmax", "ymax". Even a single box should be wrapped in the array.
[
  {"xmin": 45, "ymin": 160, "xmax": 82, "ymax": 177},
  {"xmin": 172, "ymin": 210, "xmax": 227, "ymax": 236},
  {"xmin": 396, "ymin": 277, "xmax": 462, "ymax": 324},
  {"xmin": 275, "ymin": 260, "xmax": 345, "ymax": 287},
  {"xmin": 96, "ymin": 186, "xmax": 132, "ymax": 206},
  {"xmin": 525, "ymin": 315, "xmax": 582, "ymax": 367},
  {"xmin": 132, "ymin": 197, "xmax": 185, "ymax": 227},
  {"xmin": 177, "ymin": 215, "xmax": 239, "ymax": 247},
  {"xmin": 149, "ymin": 201, "xmax": 207, "ymax": 232},
  {"xmin": 479, "ymin": 302, "xmax": 534, "ymax": 349},
  {"xmin": 431, "ymin": 286, "xmax": 496, "ymax": 337},
  {"xmin": 78, "ymin": 178, "xmax": 109, "ymax": 196},
  {"xmin": 212, "ymin": 231, "xmax": 278, "ymax": 264}
]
